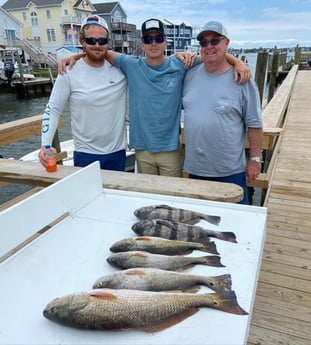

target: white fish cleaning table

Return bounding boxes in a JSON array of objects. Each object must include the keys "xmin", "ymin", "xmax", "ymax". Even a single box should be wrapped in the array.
[{"xmin": 0, "ymin": 162, "xmax": 267, "ymax": 345}]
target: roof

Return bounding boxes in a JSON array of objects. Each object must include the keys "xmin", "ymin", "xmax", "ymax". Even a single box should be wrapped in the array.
[
  {"xmin": 163, "ymin": 19, "xmax": 192, "ymax": 27},
  {"xmin": 92, "ymin": 2, "xmax": 119, "ymax": 14},
  {"xmin": 2, "ymin": 0, "xmax": 65, "ymax": 10}
]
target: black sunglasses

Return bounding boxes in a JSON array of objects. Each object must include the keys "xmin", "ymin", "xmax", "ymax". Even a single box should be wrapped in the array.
[
  {"xmin": 143, "ymin": 35, "xmax": 165, "ymax": 44},
  {"xmin": 199, "ymin": 37, "xmax": 225, "ymax": 47},
  {"xmin": 85, "ymin": 37, "xmax": 108, "ymax": 46}
]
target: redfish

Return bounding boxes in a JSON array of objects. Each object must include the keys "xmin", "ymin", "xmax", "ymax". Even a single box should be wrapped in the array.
[
  {"xmin": 93, "ymin": 267, "xmax": 232, "ymax": 292},
  {"xmin": 106, "ymin": 251, "xmax": 224, "ymax": 270},
  {"xmin": 43, "ymin": 289, "xmax": 248, "ymax": 331},
  {"xmin": 110, "ymin": 236, "xmax": 218, "ymax": 255},
  {"xmin": 132, "ymin": 219, "xmax": 237, "ymax": 243},
  {"xmin": 134, "ymin": 204, "xmax": 221, "ymax": 225}
]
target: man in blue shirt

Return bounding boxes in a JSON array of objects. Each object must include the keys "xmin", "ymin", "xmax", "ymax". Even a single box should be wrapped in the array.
[{"xmin": 60, "ymin": 18, "xmax": 250, "ymax": 177}]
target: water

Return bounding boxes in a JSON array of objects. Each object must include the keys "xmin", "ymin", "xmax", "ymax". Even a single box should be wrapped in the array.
[{"xmin": 0, "ymin": 90, "xmax": 71, "ymax": 204}]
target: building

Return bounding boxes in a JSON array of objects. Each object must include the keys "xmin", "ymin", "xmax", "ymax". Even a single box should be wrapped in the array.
[
  {"xmin": 1, "ymin": 0, "xmax": 138, "ymax": 61},
  {"xmin": 2, "ymin": 0, "xmax": 95, "ymax": 61},
  {"xmin": 0, "ymin": 6, "xmax": 23, "ymax": 58},
  {"xmin": 163, "ymin": 19, "xmax": 194, "ymax": 55},
  {"xmin": 93, "ymin": 2, "xmax": 137, "ymax": 54}
]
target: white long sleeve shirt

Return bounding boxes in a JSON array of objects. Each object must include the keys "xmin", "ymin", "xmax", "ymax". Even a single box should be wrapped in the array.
[{"xmin": 41, "ymin": 59, "xmax": 128, "ymax": 154}]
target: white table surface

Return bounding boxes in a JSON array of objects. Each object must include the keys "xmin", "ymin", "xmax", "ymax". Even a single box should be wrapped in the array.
[{"xmin": 0, "ymin": 163, "xmax": 267, "ymax": 345}]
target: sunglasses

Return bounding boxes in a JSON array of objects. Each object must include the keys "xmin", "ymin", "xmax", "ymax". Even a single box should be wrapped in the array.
[
  {"xmin": 85, "ymin": 37, "xmax": 108, "ymax": 46},
  {"xmin": 143, "ymin": 35, "xmax": 165, "ymax": 44},
  {"xmin": 199, "ymin": 37, "xmax": 225, "ymax": 47}
]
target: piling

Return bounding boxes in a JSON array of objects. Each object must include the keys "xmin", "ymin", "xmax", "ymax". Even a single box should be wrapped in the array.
[{"xmin": 255, "ymin": 51, "xmax": 268, "ymax": 105}]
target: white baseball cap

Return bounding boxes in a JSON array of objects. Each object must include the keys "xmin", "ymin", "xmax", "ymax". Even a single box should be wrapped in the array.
[{"xmin": 81, "ymin": 15, "xmax": 109, "ymax": 32}]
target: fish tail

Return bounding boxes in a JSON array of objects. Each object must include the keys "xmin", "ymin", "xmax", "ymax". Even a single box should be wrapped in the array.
[
  {"xmin": 214, "ymin": 231, "xmax": 237, "ymax": 243},
  {"xmin": 201, "ymin": 255, "xmax": 225, "ymax": 267},
  {"xmin": 206, "ymin": 291, "xmax": 248, "ymax": 315},
  {"xmin": 202, "ymin": 215, "xmax": 221, "ymax": 226},
  {"xmin": 203, "ymin": 274, "xmax": 232, "ymax": 292},
  {"xmin": 202, "ymin": 242, "xmax": 219, "ymax": 255}
]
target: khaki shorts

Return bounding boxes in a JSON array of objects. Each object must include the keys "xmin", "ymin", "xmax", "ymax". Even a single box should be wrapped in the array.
[{"xmin": 135, "ymin": 149, "xmax": 182, "ymax": 177}]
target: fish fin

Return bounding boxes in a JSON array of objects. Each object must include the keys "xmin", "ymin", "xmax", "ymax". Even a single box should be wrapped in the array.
[
  {"xmin": 155, "ymin": 204, "xmax": 173, "ymax": 210},
  {"xmin": 125, "ymin": 269, "xmax": 146, "ymax": 276},
  {"xmin": 136, "ymin": 236, "xmax": 153, "ymax": 241},
  {"xmin": 89, "ymin": 290, "xmax": 118, "ymax": 300},
  {"xmin": 202, "ymin": 255, "xmax": 225, "ymax": 267},
  {"xmin": 201, "ymin": 241, "xmax": 219, "ymax": 255},
  {"xmin": 207, "ymin": 291, "xmax": 248, "ymax": 315},
  {"xmin": 138, "ymin": 308, "xmax": 199, "ymax": 333},
  {"xmin": 182, "ymin": 286, "xmax": 201, "ymax": 293},
  {"xmin": 202, "ymin": 215, "xmax": 221, "ymax": 226},
  {"xmin": 155, "ymin": 219, "xmax": 177, "ymax": 229},
  {"xmin": 134, "ymin": 251, "xmax": 150, "ymax": 257}
]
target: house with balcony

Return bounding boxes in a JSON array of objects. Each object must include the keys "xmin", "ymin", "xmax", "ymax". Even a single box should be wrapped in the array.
[
  {"xmin": 93, "ymin": 2, "xmax": 137, "ymax": 54},
  {"xmin": 163, "ymin": 19, "xmax": 194, "ymax": 55},
  {"xmin": 2, "ymin": 0, "xmax": 95, "ymax": 62}
]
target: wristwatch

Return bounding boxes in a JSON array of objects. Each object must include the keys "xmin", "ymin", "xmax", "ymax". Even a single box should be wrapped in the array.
[{"xmin": 249, "ymin": 156, "xmax": 261, "ymax": 163}]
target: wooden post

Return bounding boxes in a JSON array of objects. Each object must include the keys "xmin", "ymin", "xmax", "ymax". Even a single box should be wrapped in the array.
[
  {"xmin": 255, "ymin": 51, "xmax": 268, "ymax": 105},
  {"xmin": 268, "ymin": 48, "xmax": 279, "ymax": 102},
  {"xmin": 294, "ymin": 46, "xmax": 301, "ymax": 64}
]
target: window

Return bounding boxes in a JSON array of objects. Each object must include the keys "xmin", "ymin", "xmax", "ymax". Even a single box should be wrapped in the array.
[
  {"xmin": 46, "ymin": 10, "xmax": 51, "ymax": 19},
  {"xmin": 47, "ymin": 29, "xmax": 56, "ymax": 42},
  {"xmin": 22, "ymin": 12, "xmax": 27, "ymax": 21},
  {"xmin": 64, "ymin": 9, "xmax": 68, "ymax": 16},
  {"xmin": 31, "ymin": 12, "xmax": 38, "ymax": 26}
]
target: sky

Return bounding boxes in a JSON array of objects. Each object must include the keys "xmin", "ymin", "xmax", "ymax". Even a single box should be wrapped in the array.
[
  {"xmin": 92, "ymin": 0, "xmax": 311, "ymax": 49},
  {"xmin": 1, "ymin": 0, "xmax": 311, "ymax": 49}
]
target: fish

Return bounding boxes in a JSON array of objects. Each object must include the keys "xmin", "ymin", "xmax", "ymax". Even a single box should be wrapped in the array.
[
  {"xmin": 106, "ymin": 251, "xmax": 224, "ymax": 270},
  {"xmin": 110, "ymin": 236, "xmax": 218, "ymax": 255},
  {"xmin": 43, "ymin": 289, "xmax": 248, "ymax": 332},
  {"xmin": 134, "ymin": 204, "xmax": 221, "ymax": 226},
  {"xmin": 93, "ymin": 268, "xmax": 232, "ymax": 292},
  {"xmin": 132, "ymin": 219, "xmax": 237, "ymax": 244}
]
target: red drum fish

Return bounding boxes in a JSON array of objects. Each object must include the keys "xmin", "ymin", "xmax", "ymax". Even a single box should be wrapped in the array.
[
  {"xmin": 93, "ymin": 268, "xmax": 232, "ymax": 292},
  {"xmin": 132, "ymin": 219, "xmax": 237, "ymax": 243},
  {"xmin": 106, "ymin": 251, "xmax": 224, "ymax": 270},
  {"xmin": 43, "ymin": 289, "xmax": 248, "ymax": 331},
  {"xmin": 110, "ymin": 236, "xmax": 218, "ymax": 255},
  {"xmin": 134, "ymin": 204, "xmax": 221, "ymax": 225}
]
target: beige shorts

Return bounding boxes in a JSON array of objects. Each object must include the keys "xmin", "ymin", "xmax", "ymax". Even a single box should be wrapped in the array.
[{"xmin": 135, "ymin": 149, "xmax": 182, "ymax": 177}]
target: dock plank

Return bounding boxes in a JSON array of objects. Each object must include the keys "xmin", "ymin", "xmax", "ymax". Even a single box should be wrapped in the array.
[{"xmin": 247, "ymin": 70, "xmax": 311, "ymax": 345}]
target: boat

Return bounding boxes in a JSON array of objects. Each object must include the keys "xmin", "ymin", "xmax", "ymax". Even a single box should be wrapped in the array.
[{"xmin": 20, "ymin": 139, "xmax": 136, "ymax": 172}]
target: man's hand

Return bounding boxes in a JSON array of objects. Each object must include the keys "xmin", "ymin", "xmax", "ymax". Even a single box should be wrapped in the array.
[
  {"xmin": 234, "ymin": 60, "xmax": 251, "ymax": 84},
  {"xmin": 58, "ymin": 53, "xmax": 85, "ymax": 75},
  {"xmin": 175, "ymin": 52, "xmax": 197, "ymax": 68}
]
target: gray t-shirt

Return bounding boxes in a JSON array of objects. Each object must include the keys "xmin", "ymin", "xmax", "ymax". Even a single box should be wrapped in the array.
[{"xmin": 183, "ymin": 65, "xmax": 262, "ymax": 177}]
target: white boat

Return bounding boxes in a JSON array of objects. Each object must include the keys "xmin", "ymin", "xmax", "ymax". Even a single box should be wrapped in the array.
[{"xmin": 20, "ymin": 139, "xmax": 136, "ymax": 172}]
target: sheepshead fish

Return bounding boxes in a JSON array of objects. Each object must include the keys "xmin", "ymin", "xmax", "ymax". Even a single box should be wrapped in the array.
[
  {"xmin": 106, "ymin": 251, "xmax": 224, "ymax": 270},
  {"xmin": 134, "ymin": 204, "xmax": 221, "ymax": 226},
  {"xmin": 132, "ymin": 219, "xmax": 237, "ymax": 244},
  {"xmin": 43, "ymin": 289, "xmax": 248, "ymax": 331},
  {"xmin": 110, "ymin": 236, "xmax": 218, "ymax": 255},
  {"xmin": 93, "ymin": 268, "xmax": 232, "ymax": 292}
]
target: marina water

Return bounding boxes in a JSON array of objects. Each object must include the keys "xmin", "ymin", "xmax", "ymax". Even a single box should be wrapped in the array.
[{"xmin": 0, "ymin": 53, "xmax": 261, "ymax": 205}]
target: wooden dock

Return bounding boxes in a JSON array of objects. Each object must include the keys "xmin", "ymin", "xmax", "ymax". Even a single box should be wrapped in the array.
[
  {"xmin": 14, "ymin": 77, "xmax": 53, "ymax": 98},
  {"xmin": 247, "ymin": 70, "xmax": 311, "ymax": 344}
]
